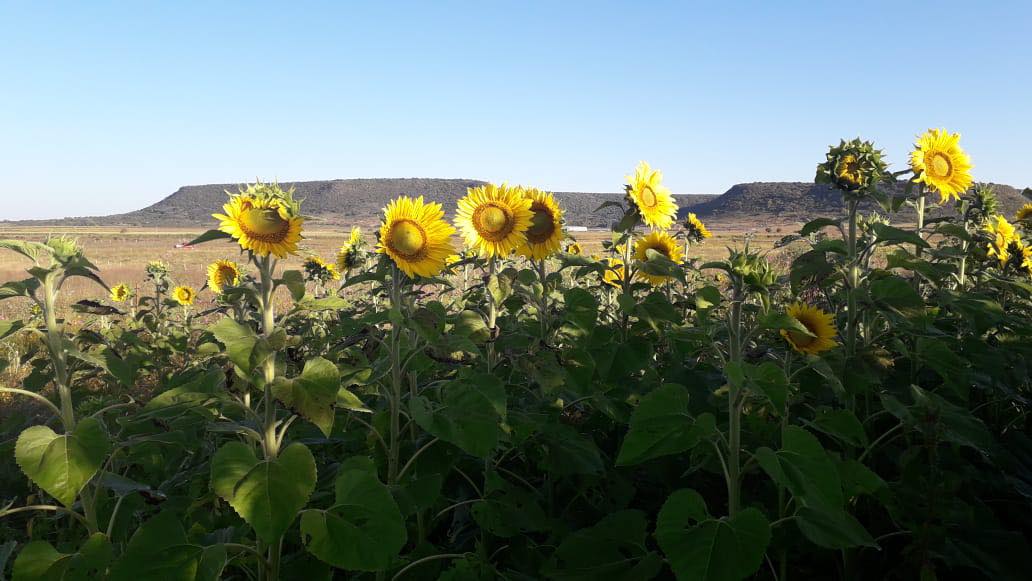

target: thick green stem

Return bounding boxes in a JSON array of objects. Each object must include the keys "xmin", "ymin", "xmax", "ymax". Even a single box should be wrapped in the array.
[
  {"xmin": 727, "ymin": 294, "xmax": 744, "ymax": 517},
  {"xmin": 536, "ymin": 259, "xmax": 549, "ymax": 341},
  {"xmin": 845, "ymin": 199, "xmax": 860, "ymax": 362},
  {"xmin": 388, "ymin": 264, "xmax": 404, "ymax": 485},
  {"xmin": 620, "ymin": 234, "xmax": 634, "ymax": 340},
  {"xmin": 486, "ymin": 257, "xmax": 499, "ymax": 369},
  {"xmin": 258, "ymin": 257, "xmax": 280, "ymax": 459}
]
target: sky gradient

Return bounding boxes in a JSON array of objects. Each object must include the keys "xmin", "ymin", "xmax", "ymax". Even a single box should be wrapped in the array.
[{"xmin": 2, "ymin": 0, "xmax": 1030, "ymax": 220}]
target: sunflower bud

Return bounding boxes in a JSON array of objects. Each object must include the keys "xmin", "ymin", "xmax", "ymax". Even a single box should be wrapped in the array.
[{"xmin": 816, "ymin": 138, "xmax": 889, "ymax": 197}]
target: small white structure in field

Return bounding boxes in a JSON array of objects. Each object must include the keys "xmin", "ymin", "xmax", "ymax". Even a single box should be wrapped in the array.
[{"xmin": 567, "ymin": 226, "xmax": 588, "ymax": 232}]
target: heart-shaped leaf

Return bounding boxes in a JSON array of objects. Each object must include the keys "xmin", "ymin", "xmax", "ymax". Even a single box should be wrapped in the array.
[
  {"xmin": 12, "ymin": 534, "xmax": 111, "ymax": 581},
  {"xmin": 15, "ymin": 418, "xmax": 110, "ymax": 507},
  {"xmin": 272, "ymin": 357, "xmax": 340, "ymax": 437},
  {"xmin": 211, "ymin": 441, "xmax": 317, "ymax": 543},
  {"xmin": 108, "ymin": 510, "xmax": 226, "ymax": 581},
  {"xmin": 616, "ymin": 384, "xmax": 715, "ymax": 466}
]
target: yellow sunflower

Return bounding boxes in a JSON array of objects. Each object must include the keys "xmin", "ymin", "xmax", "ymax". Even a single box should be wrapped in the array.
[
  {"xmin": 378, "ymin": 195, "xmax": 457, "ymax": 278},
  {"xmin": 633, "ymin": 230, "xmax": 683, "ymax": 286},
  {"xmin": 1014, "ymin": 203, "xmax": 1032, "ymax": 223},
  {"xmin": 1018, "ymin": 242, "xmax": 1032, "ymax": 277},
  {"xmin": 455, "ymin": 183, "xmax": 533, "ymax": 258},
  {"xmin": 207, "ymin": 260, "xmax": 242, "ymax": 294},
  {"xmin": 347, "ymin": 226, "xmax": 362, "ymax": 246},
  {"xmin": 517, "ymin": 188, "xmax": 565, "ymax": 260},
  {"xmin": 567, "ymin": 242, "xmax": 583, "ymax": 256},
  {"xmin": 910, "ymin": 128, "xmax": 973, "ymax": 204},
  {"xmin": 684, "ymin": 212, "xmax": 712, "ymax": 243},
  {"xmin": 602, "ymin": 257, "xmax": 627, "ymax": 288},
  {"xmin": 303, "ymin": 256, "xmax": 341, "ymax": 282},
  {"xmin": 110, "ymin": 283, "xmax": 132, "ymax": 303},
  {"xmin": 781, "ymin": 303, "xmax": 839, "ymax": 355},
  {"xmin": 172, "ymin": 285, "xmax": 196, "ymax": 306},
  {"xmin": 985, "ymin": 215, "xmax": 1018, "ymax": 266},
  {"xmin": 625, "ymin": 161, "xmax": 679, "ymax": 229},
  {"xmin": 213, "ymin": 184, "xmax": 304, "ymax": 258}
]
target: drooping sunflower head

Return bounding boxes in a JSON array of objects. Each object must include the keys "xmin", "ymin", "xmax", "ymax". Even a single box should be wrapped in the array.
[
  {"xmin": 625, "ymin": 161, "xmax": 679, "ymax": 229},
  {"xmin": 110, "ymin": 283, "xmax": 132, "ymax": 303},
  {"xmin": 303, "ymin": 256, "xmax": 341, "ymax": 283},
  {"xmin": 567, "ymin": 241, "xmax": 583, "ymax": 256},
  {"xmin": 602, "ymin": 257, "xmax": 627, "ymax": 288},
  {"xmin": 213, "ymin": 182, "xmax": 305, "ymax": 258},
  {"xmin": 172, "ymin": 285, "xmax": 196, "ymax": 306},
  {"xmin": 683, "ymin": 212, "xmax": 712, "ymax": 244},
  {"xmin": 517, "ymin": 188, "xmax": 565, "ymax": 260},
  {"xmin": 633, "ymin": 230, "xmax": 683, "ymax": 286},
  {"xmin": 910, "ymin": 128, "xmax": 973, "ymax": 204},
  {"xmin": 985, "ymin": 215, "xmax": 1019, "ymax": 267},
  {"xmin": 815, "ymin": 138, "xmax": 889, "ymax": 196},
  {"xmin": 378, "ymin": 195, "xmax": 457, "ymax": 278},
  {"xmin": 206, "ymin": 259, "xmax": 242, "ymax": 294},
  {"xmin": 455, "ymin": 183, "xmax": 533, "ymax": 258},
  {"xmin": 781, "ymin": 303, "xmax": 839, "ymax": 355},
  {"xmin": 1015, "ymin": 242, "xmax": 1032, "ymax": 278},
  {"xmin": 347, "ymin": 226, "xmax": 363, "ymax": 247},
  {"xmin": 146, "ymin": 260, "xmax": 170, "ymax": 279},
  {"xmin": 1015, "ymin": 203, "xmax": 1032, "ymax": 224}
]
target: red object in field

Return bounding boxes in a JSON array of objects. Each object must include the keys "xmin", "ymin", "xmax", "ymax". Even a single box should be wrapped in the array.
[{"xmin": 175, "ymin": 242, "xmax": 194, "ymax": 250}]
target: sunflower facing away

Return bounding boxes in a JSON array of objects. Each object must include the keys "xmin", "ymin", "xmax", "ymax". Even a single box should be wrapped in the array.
[
  {"xmin": 625, "ymin": 161, "xmax": 679, "ymax": 229},
  {"xmin": 517, "ymin": 188, "xmax": 565, "ymax": 260},
  {"xmin": 684, "ymin": 212, "xmax": 712, "ymax": 243},
  {"xmin": 172, "ymin": 285, "xmax": 196, "ymax": 306},
  {"xmin": 910, "ymin": 128, "xmax": 973, "ymax": 204},
  {"xmin": 1015, "ymin": 203, "xmax": 1032, "ymax": 223},
  {"xmin": 207, "ymin": 260, "xmax": 242, "ymax": 294},
  {"xmin": 602, "ymin": 257, "xmax": 627, "ymax": 288},
  {"xmin": 303, "ymin": 256, "xmax": 341, "ymax": 283},
  {"xmin": 110, "ymin": 283, "xmax": 132, "ymax": 303},
  {"xmin": 985, "ymin": 215, "xmax": 1019, "ymax": 266},
  {"xmin": 379, "ymin": 195, "xmax": 457, "ymax": 278},
  {"xmin": 781, "ymin": 303, "xmax": 839, "ymax": 355},
  {"xmin": 633, "ymin": 230, "xmax": 683, "ymax": 286},
  {"xmin": 336, "ymin": 227, "xmax": 365, "ymax": 272},
  {"xmin": 455, "ymin": 183, "xmax": 533, "ymax": 258},
  {"xmin": 214, "ymin": 183, "xmax": 304, "ymax": 258}
]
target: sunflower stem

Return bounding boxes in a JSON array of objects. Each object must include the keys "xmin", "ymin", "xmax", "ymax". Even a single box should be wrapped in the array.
[
  {"xmin": 486, "ymin": 257, "xmax": 499, "ymax": 370},
  {"xmin": 844, "ymin": 198, "xmax": 860, "ymax": 412},
  {"xmin": 536, "ymin": 258, "xmax": 549, "ymax": 342}
]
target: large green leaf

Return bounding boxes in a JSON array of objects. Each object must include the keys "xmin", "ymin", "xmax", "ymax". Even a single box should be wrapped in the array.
[
  {"xmin": 616, "ymin": 384, "xmax": 715, "ymax": 466},
  {"xmin": 108, "ymin": 511, "xmax": 226, "ymax": 581},
  {"xmin": 209, "ymin": 318, "xmax": 260, "ymax": 374},
  {"xmin": 12, "ymin": 534, "xmax": 111, "ymax": 581},
  {"xmin": 15, "ymin": 418, "xmax": 110, "ymax": 507},
  {"xmin": 300, "ymin": 459, "xmax": 406, "ymax": 572},
  {"xmin": 656, "ymin": 489, "xmax": 771, "ymax": 581},
  {"xmin": 211, "ymin": 441, "xmax": 317, "ymax": 543},
  {"xmin": 548, "ymin": 510, "xmax": 663, "ymax": 580},
  {"xmin": 754, "ymin": 426, "xmax": 842, "ymax": 509},
  {"xmin": 795, "ymin": 506, "xmax": 876, "ymax": 549},
  {"xmin": 410, "ymin": 372, "xmax": 506, "ymax": 458},
  {"xmin": 272, "ymin": 356, "xmax": 340, "ymax": 436}
]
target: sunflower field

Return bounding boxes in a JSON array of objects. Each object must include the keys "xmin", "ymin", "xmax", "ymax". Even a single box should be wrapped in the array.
[{"xmin": 2, "ymin": 130, "xmax": 1032, "ymax": 581}]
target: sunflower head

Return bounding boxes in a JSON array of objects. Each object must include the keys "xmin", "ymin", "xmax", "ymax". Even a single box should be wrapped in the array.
[
  {"xmin": 378, "ymin": 195, "xmax": 457, "ymax": 278},
  {"xmin": 213, "ymin": 182, "xmax": 305, "ymax": 258},
  {"xmin": 567, "ymin": 241, "xmax": 583, "ymax": 256},
  {"xmin": 815, "ymin": 138, "xmax": 889, "ymax": 196},
  {"xmin": 727, "ymin": 245, "xmax": 778, "ymax": 293},
  {"xmin": 781, "ymin": 303, "xmax": 839, "ymax": 355},
  {"xmin": 517, "ymin": 188, "xmax": 565, "ymax": 260},
  {"xmin": 303, "ymin": 256, "xmax": 341, "ymax": 283},
  {"xmin": 44, "ymin": 236, "xmax": 83, "ymax": 264},
  {"xmin": 110, "ymin": 283, "xmax": 132, "ymax": 303},
  {"xmin": 146, "ymin": 260, "xmax": 170, "ymax": 279},
  {"xmin": 1015, "ymin": 203, "xmax": 1032, "ymax": 224},
  {"xmin": 633, "ymin": 230, "xmax": 683, "ymax": 286},
  {"xmin": 455, "ymin": 183, "xmax": 533, "ymax": 258},
  {"xmin": 206, "ymin": 259, "xmax": 242, "ymax": 294},
  {"xmin": 625, "ymin": 161, "xmax": 679, "ymax": 229},
  {"xmin": 172, "ymin": 285, "xmax": 196, "ymax": 306},
  {"xmin": 985, "ymin": 215, "xmax": 1019, "ymax": 267},
  {"xmin": 910, "ymin": 128, "xmax": 973, "ymax": 204},
  {"xmin": 602, "ymin": 257, "xmax": 627, "ymax": 288},
  {"xmin": 683, "ymin": 212, "xmax": 712, "ymax": 244}
]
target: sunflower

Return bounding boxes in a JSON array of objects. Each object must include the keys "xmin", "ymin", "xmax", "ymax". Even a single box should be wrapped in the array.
[
  {"xmin": 602, "ymin": 257, "xmax": 627, "ymax": 288},
  {"xmin": 213, "ymin": 183, "xmax": 304, "ymax": 258},
  {"xmin": 781, "ymin": 303, "xmax": 839, "ymax": 355},
  {"xmin": 378, "ymin": 195, "xmax": 456, "ymax": 278},
  {"xmin": 684, "ymin": 212, "xmax": 712, "ymax": 243},
  {"xmin": 206, "ymin": 260, "xmax": 242, "ymax": 294},
  {"xmin": 1018, "ymin": 242, "xmax": 1032, "ymax": 277},
  {"xmin": 455, "ymin": 183, "xmax": 533, "ymax": 258},
  {"xmin": 517, "ymin": 188, "xmax": 565, "ymax": 260},
  {"xmin": 625, "ymin": 161, "xmax": 678, "ymax": 229},
  {"xmin": 815, "ymin": 138, "xmax": 889, "ymax": 196},
  {"xmin": 633, "ymin": 230, "xmax": 683, "ymax": 286},
  {"xmin": 110, "ymin": 283, "xmax": 132, "ymax": 303},
  {"xmin": 910, "ymin": 128, "xmax": 973, "ymax": 204},
  {"xmin": 567, "ymin": 242, "xmax": 583, "ymax": 256},
  {"xmin": 985, "ymin": 215, "xmax": 1019, "ymax": 266},
  {"xmin": 336, "ymin": 227, "xmax": 365, "ymax": 272},
  {"xmin": 303, "ymin": 256, "xmax": 341, "ymax": 283},
  {"xmin": 1014, "ymin": 203, "xmax": 1032, "ymax": 223},
  {"xmin": 172, "ymin": 285, "xmax": 196, "ymax": 306}
]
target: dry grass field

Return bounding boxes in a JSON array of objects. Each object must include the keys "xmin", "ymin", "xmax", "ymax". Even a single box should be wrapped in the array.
[{"xmin": 0, "ymin": 219, "xmax": 800, "ymax": 321}]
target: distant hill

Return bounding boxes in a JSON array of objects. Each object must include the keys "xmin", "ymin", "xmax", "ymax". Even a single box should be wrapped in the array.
[{"xmin": 4, "ymin": 178, "xmax": 1027, "ymax": 228}]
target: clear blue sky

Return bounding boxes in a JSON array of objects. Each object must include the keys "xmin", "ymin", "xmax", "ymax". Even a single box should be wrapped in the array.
[{"xmin": 2, "ymin": 0, "xmax": 1030, "ymax": 220}]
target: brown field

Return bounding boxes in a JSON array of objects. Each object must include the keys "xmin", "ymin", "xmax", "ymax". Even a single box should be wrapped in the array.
[{"xmin": 0, "ymin": 219, "xmax": 802, "ymax": 321}]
